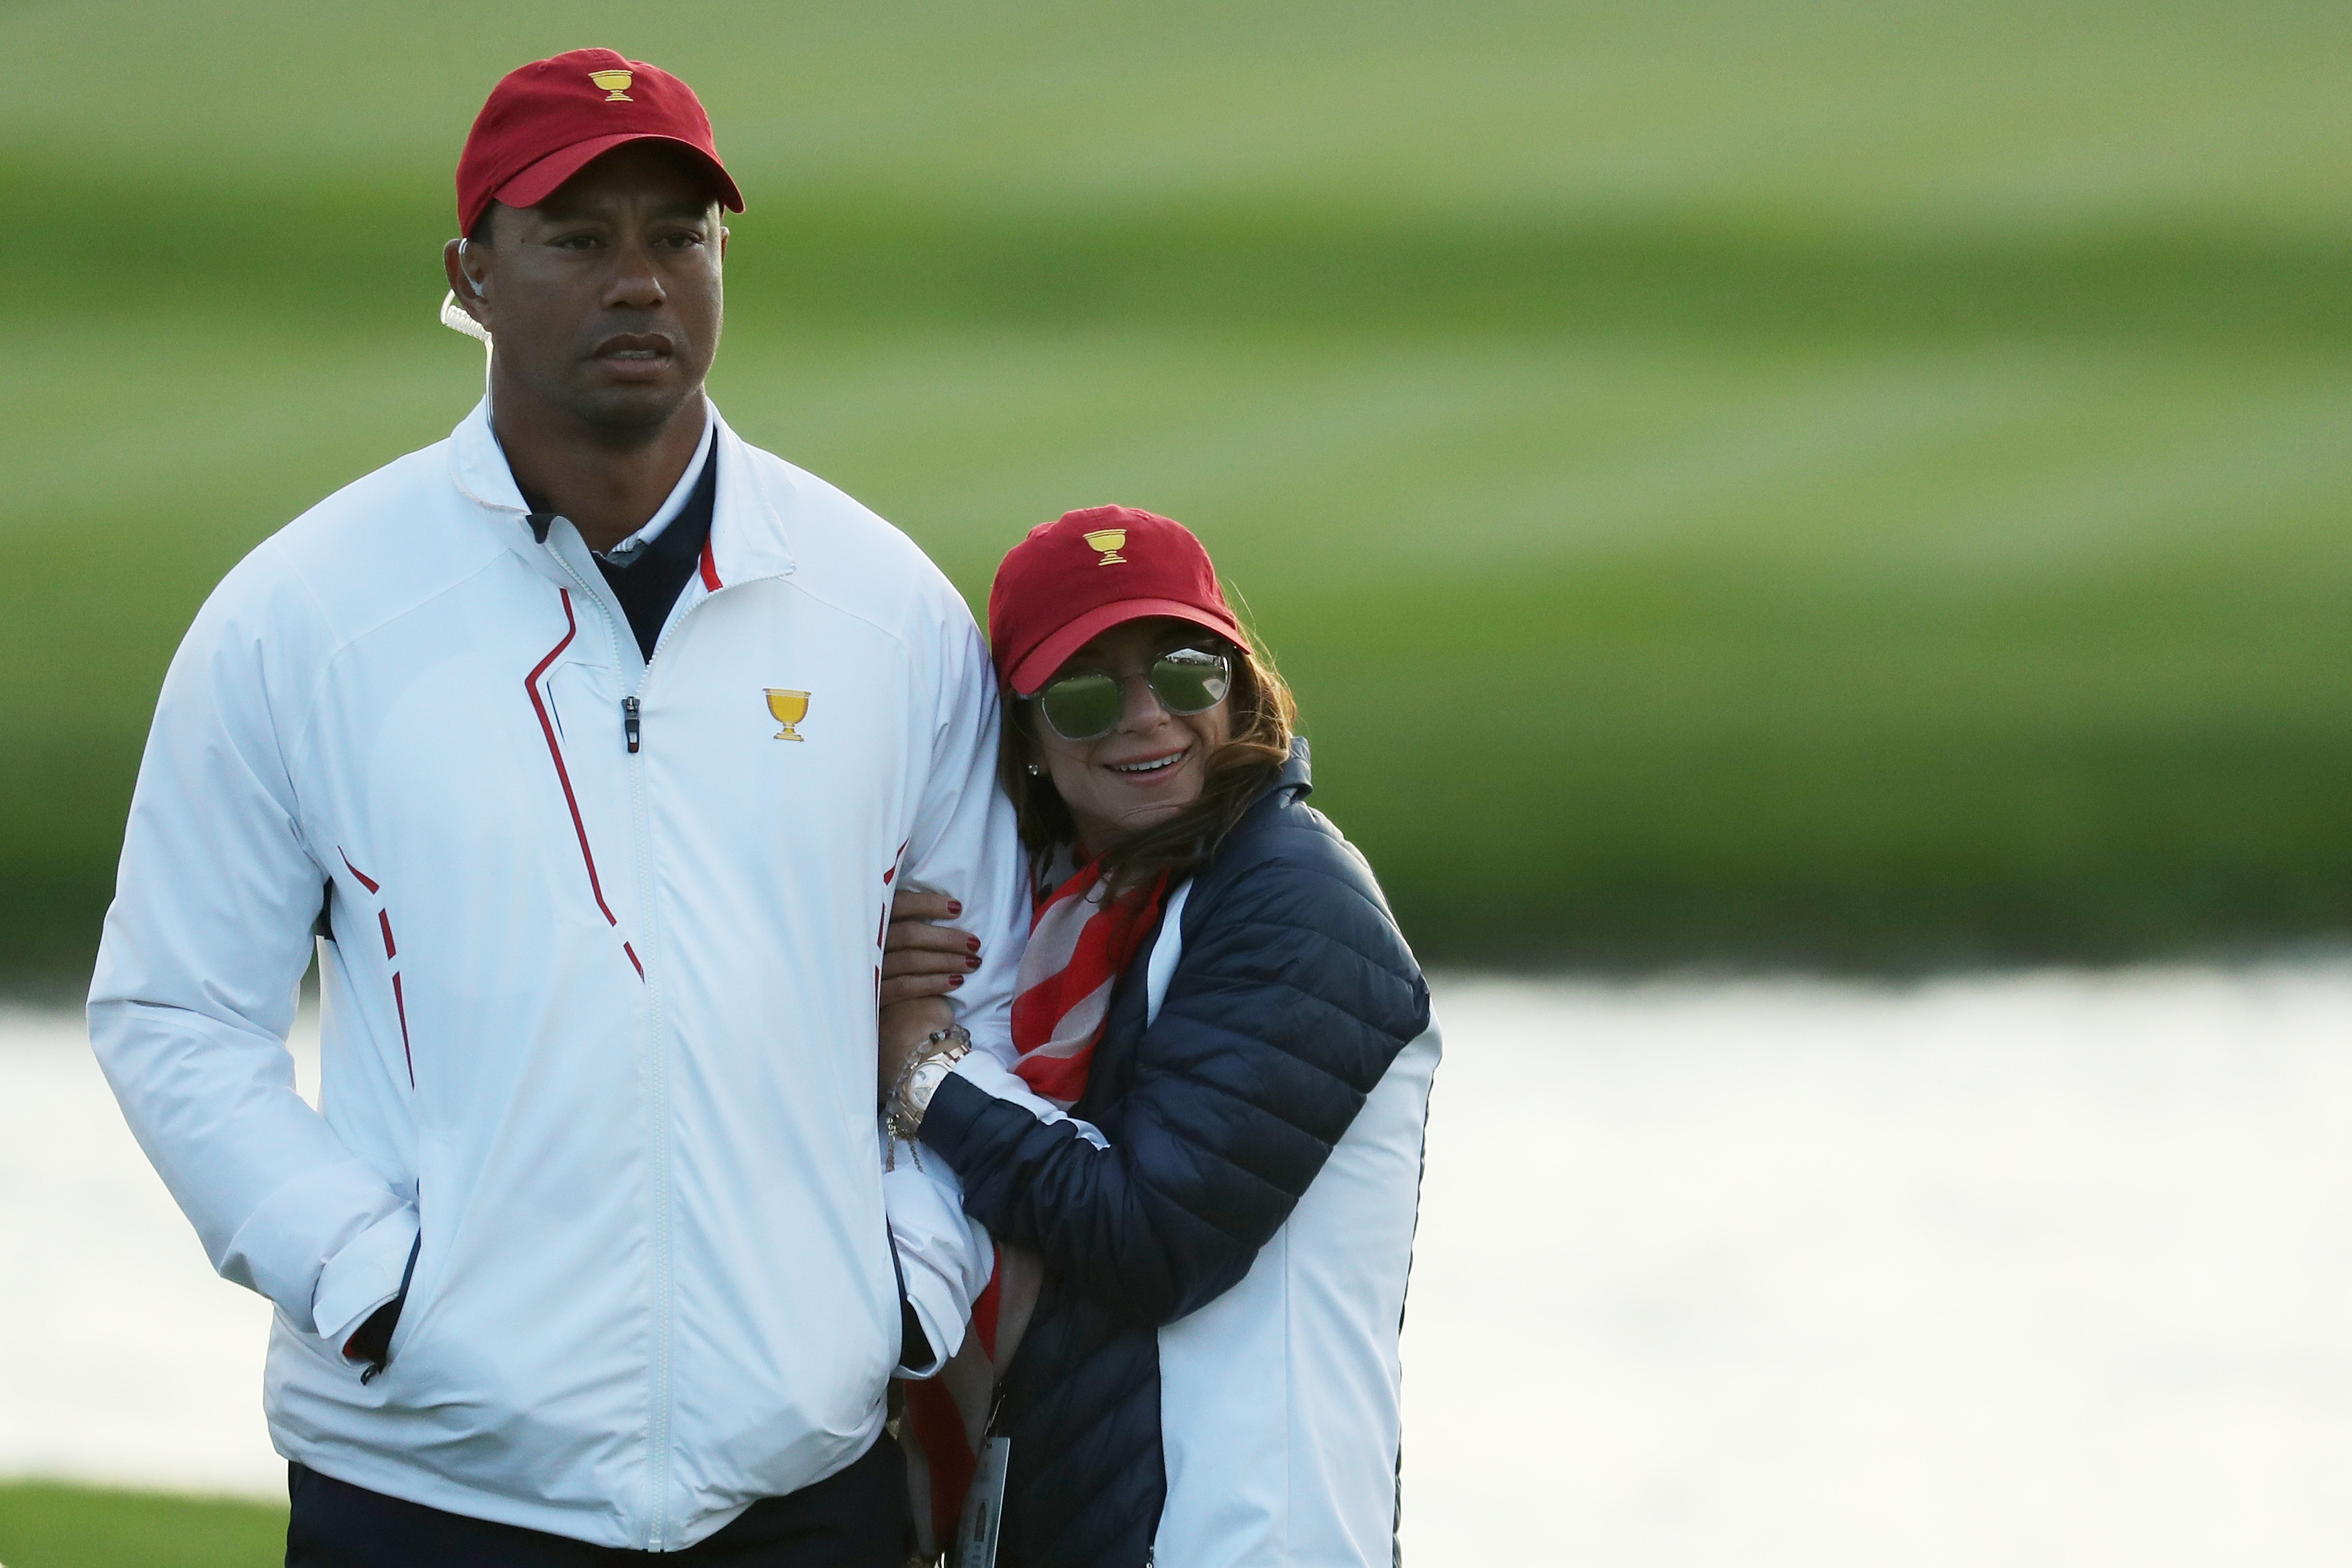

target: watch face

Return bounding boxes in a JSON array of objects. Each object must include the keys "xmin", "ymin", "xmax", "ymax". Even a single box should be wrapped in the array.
[{"xmin": 910, "ymin": 1060, "xmax": 950, "ymax": 1103}]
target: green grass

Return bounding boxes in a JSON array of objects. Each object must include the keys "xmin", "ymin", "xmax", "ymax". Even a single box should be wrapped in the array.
[
  {"xmin": 5, "ymin": 0, "xmax": 2352, "ymax": 975},
  {"xmin": 0, "ymin": 1483, "xmax": 282, "ymax": 1568}
]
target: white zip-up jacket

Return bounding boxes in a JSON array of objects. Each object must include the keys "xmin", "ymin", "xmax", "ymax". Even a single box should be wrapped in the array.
[{"xmin": 87, "ymin": 401, "xmax": 1020, "ymax": 1549}]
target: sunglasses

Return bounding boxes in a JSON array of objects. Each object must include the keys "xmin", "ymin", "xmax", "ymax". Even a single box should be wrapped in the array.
[{"xmin": 1030, "ymin": 646, "xmax": 1234, "ymax": 742}]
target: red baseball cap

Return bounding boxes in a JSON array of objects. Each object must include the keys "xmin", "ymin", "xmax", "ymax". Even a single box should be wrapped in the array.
[
  {"xmin": 455, "ymin": 49, "xmax": 743, "ymax": 237},
  {"xmin": 989, "ymin": 507, "xmax": 1251, "ymax": 695}
]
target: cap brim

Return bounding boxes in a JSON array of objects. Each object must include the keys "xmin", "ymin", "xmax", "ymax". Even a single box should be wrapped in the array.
[
  {"xmin": 492, "ymin": 134, "xmax": 745, "ymax": 219},
  {"xmin": 1006, "ymin": 598, "xmax": 1248, "ymax": 695}
]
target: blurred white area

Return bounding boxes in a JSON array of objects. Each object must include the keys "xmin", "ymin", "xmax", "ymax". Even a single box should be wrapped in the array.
[
  {"xmin": 5, "ymin": 967, "xmax": 2351, "ymax": 1565},
  {"xmin": 0, "ymin": 1001, "xmax": 318, "ymax": 1499},
  {"xmin": 1407, "ymin": 967, "xmax": 2352, "ymax": 1567}
]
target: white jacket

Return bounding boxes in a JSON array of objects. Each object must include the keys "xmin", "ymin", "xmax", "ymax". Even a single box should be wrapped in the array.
[{"xmin": 87, "ymin": 401, "xmax": 1021, "ymax": 1549}]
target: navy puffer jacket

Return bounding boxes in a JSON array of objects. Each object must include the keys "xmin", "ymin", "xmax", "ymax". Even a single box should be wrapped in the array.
[{"xmin": 919, "ymin": 740, "xmax": 1431, "ymax": 1567}]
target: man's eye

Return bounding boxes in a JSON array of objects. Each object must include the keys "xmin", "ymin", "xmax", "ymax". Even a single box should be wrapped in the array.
[{"xmin": 552, "ymin": 234, "xmax": 601, "ymax": 250}]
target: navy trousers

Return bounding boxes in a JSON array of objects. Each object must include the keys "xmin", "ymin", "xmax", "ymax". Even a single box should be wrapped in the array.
[{"xmin": 285, "ymin": 1436, "xmax": 910, "ymax": 1567}]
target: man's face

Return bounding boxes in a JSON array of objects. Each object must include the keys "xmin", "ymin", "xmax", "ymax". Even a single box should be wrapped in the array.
[{"xmin": 456, "ymin": 143, "xmax": 726, "ymax": 438}]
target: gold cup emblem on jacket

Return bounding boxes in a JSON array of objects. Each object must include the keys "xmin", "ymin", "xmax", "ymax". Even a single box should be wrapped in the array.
[
  {"xmin": 588, "ymin": 69, "xmax": 634, "ymax": 101},
  {"xmin": 1081, "ymin": 528, "xmax": 1127, "ymax": 565},
  {"xmin": 765, "ymin": 689, "xmax": 810, "ymax": 741}
]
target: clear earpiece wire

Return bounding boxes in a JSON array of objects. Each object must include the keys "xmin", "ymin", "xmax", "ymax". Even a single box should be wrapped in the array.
[{"xmin": 440, "ymin": 289, "xmax": 493, "ymax": 345}]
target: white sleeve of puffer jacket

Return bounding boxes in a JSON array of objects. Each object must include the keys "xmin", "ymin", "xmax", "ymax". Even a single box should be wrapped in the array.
[
  {"xmin": 880, "ymin": 593, "xmax": 1031, "ymax": 1362},
  {"xmin": 86, "ymin": 551, "xmax": 416, "ymax": 1346}
]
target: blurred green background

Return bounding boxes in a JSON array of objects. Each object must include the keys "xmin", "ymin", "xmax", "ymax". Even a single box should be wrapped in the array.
[
  {"xmin": 5, "ymin": 0, "xmax": 2351, "ymax": 982},
  {"xmin": 0, "ymin": 1481, "xmax": 282, "ymax": 1568}
]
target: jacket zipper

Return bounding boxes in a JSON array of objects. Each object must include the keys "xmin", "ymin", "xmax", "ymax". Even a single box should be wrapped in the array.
[{"xmin": 538, "ymin": 535, "xmax": 709, "ymax": 1551}]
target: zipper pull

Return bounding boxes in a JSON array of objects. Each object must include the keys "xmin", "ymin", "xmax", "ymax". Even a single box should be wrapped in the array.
[{"xmin": 622, "ymin": 696, "xmax": 641, "ymax": 754}]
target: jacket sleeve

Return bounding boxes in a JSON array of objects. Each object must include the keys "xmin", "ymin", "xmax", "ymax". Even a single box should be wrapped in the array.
[
  {"xmin": 920, "ymin": 835, "xmax": 1431, "ymax": 1326},
  {"xmin": 882, "ymin": 587, "xmax": 1031, "ymax": 1357},
  {"xmin": 86, "ymin": 555, "xmax": 416, "ymax": 1346},
  {"xmin": 895, "ymin": 601, "xmax": 1026, "ymax": 1067},
  {"xmin": 880, "ymin": 1119, "xmax": 993, "ymax": 1376}
]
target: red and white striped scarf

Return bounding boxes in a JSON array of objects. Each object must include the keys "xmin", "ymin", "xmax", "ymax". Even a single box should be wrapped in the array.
[{"xmin": 1008, "ymin": 860, "xmax": 1170, "ymax": 1109}]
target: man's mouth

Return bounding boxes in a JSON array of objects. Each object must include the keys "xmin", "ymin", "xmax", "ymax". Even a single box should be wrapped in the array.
[{"xmin": 592, "ymin": 334, "xmax": 679, "ymax": 376}]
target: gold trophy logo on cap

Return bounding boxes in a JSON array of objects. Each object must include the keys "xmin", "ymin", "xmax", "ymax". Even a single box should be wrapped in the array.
[
  {"xmin": 765, "ymin": 689, "xmax": 810, "ymax": 742},
  {"xmin": 588, "ymin": 69, "xmax": 634, "ymax": 101},
  {"xmin": 1082, "ymin": 528, "xmax": 1127, "ymax": 565}
]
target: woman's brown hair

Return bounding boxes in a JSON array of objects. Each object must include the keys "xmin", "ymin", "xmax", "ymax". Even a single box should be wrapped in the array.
[{"xmin": 999, "ymin": 630, "xmax": 1297, "ymax": 897}]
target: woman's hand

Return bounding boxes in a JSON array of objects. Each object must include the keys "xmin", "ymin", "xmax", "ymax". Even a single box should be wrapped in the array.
[
  {"xmin": 878, "ymin": 888, "xmax": 980, "ymax": 1101},
  {"xmin": 881, "ymin": 889, "xmax": 981, "ymax": 1007},
  {"xmin": 879, "ymin": 993, "xmax": 954, "ymax": 1102}
]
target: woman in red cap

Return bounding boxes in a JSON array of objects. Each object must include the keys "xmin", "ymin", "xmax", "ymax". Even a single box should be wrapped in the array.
[{"xmin": 875, "ymin": 507, "xmax": 1438, "ymax": 1568}]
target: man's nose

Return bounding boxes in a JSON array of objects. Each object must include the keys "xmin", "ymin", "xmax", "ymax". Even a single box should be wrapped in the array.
[{"xmin": 604, "ymin": 238, "xmax": 667, "ymax": 310}]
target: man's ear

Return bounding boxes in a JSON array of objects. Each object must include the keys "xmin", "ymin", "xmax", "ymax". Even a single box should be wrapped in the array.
[{"xmin": 441, "ymin": 237, "xmax": 492, "ymax": 330}]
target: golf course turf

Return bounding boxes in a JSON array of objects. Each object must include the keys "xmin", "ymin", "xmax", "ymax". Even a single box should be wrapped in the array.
[
  {"xmin": 5, "ymin": 0, "xmax": 2349, "ymax": 979},
  {"xmin": 0, "ymin": 1482, "xmax": 283, "ymax": 1568}
]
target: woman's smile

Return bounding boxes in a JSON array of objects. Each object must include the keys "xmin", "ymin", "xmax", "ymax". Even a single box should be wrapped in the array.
[{"xmin": 1104, "ymin": 745, "xmax": 1189, "ymax": 779}]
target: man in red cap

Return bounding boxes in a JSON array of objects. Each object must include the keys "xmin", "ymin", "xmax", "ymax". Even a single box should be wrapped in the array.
[
  {"xmin": 440, "ymin": 48, "xmax": 746, "ymax": 565},
  {"xmin": 90, "ymin": 49, "xmax": 1030, "ymax": 1565}
]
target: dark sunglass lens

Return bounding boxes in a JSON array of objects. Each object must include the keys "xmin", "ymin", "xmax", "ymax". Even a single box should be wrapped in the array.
[
  {"xmin": 1150, "ymin": 650, "xmax": 1232, "ymax": 715},
  {"xmin": 1038, "ymin": 673, "xmax": 1123, "ymax": 740}
]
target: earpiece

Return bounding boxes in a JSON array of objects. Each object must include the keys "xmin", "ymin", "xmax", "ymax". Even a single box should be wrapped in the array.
[
  {"xmin": 440, "ymin": 291, "xmax": 493, "ymax": 344},
  {"xmin": 439, "ymin": 241, "xmax": 495, "ymax": 347}
]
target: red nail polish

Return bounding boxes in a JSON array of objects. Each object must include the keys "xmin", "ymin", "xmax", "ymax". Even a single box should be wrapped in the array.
[
  {"xmin": 965, "ymin": 954, "xmax": 981, "ymax": 970},
  {"xmin": 950, "ymin": 975, "xmax": 965, "ymax": 987},
  {"xmin": 947, "ymin": 900, "xmax": 963, "ymax": 916},
  {"xmin": 966, "ymin": 936, "xmax": 981, "ymax": 953}
]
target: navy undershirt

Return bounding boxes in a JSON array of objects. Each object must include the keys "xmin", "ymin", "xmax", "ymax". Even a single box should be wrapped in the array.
[{"xmin": 591, "ymin": 443, "xmax": 718, "ymax": 662}]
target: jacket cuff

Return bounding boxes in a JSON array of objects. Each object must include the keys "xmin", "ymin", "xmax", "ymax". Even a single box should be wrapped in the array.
[
  {"xmin": 883, "ymin": 1136, "xmax": 991, "ymax": 1378},
  {"xmin": 934, "ymin": 1052, "xmax": 1110, "ymax": 1151},
  {"xmin": 313, "ymin": 1205, "xmax": 421, "ymax": 1349},
  {"xmin": 917, "ymin": 1071, "xmax": 992, "ymax": 1165},
  {"xmin": 219, "ymin": 1165, "xmax": 411, "ymax": 1335}
]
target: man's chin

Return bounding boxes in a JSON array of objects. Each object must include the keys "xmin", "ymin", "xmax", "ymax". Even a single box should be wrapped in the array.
[{"xmin": 567, "ymin": 379, "xmax": 703, "ymax": 440}]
